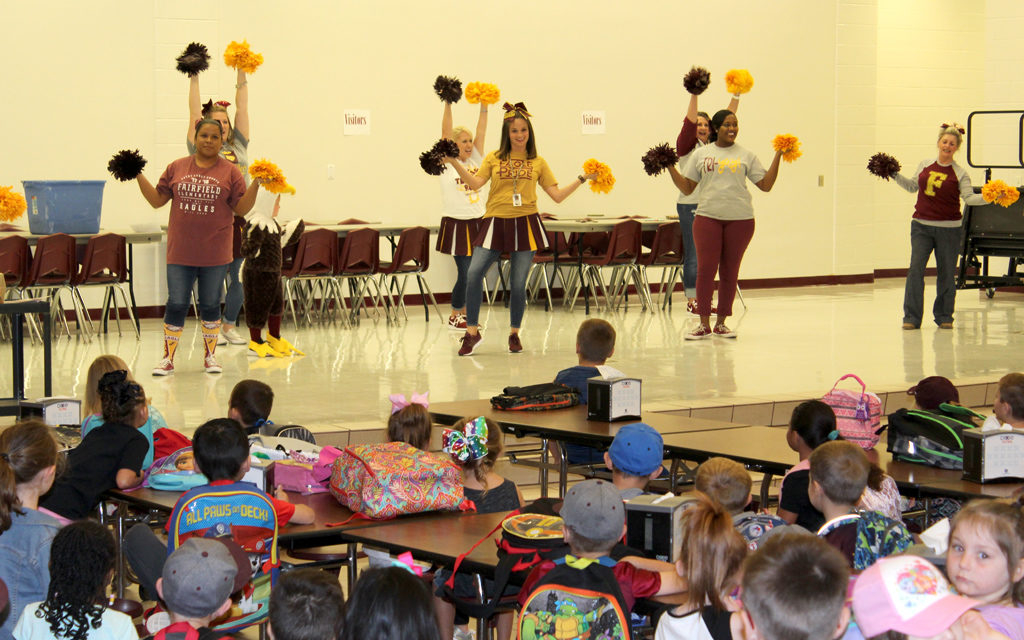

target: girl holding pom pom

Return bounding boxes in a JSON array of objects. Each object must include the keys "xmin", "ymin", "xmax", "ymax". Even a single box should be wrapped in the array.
[
  {"xmin": 675, "ymin": 70, "xmax": 739, "ymax": 314},
  {"xmin": 667, "ymin": 110, "xmax": 781, "ymax": 340},
  {"xmin": 889, "ymin": 123, "xmax": 984, "ymax": 330},
  {"xmin": 437, "ymin": 97, "xmax": 489, "ymax": 330},
  {"xmin": 136, "ymin": 118, "xmax": 260, "ymax": 375},
  {"xmin": 187, "ymin": 67, "xmax": 252, "ymax": 348},
  {"xmin": 444, "ymin": 103, "xmax": 597, "ymax": 355}
]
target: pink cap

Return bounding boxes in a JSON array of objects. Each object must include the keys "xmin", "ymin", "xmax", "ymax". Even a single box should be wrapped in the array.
[{"xmin": 852, "ymin": 555, "xmax": 979, "ymax": 638}]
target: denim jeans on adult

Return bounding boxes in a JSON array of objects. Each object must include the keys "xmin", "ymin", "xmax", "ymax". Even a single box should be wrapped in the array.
[
  {"xmin": 222, "ymin": 256, "xmax": 244, "ymax": 324},
  {"xmin": 164, "ymin": 263, "xmax": 230, "ymax": 326},
  {"xmin": 465, "ymin": 247, "xmax": 535, "ymax": 329},
  {"xmin": 903, "ymin": 220, "xmax": 962, "ymax": 327},
  {"xmin": 676, "ymin": 202, "xmax": 698, "ymax": 298},
  {"xmin": 450, "ymin": 254, "xmax": 473, "ymax": 311}
]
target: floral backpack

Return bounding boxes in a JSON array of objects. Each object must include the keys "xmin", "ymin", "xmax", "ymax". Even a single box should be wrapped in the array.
[{"xmin": 329, "ymin": 441, "xmax": 467, "ymax": 518}]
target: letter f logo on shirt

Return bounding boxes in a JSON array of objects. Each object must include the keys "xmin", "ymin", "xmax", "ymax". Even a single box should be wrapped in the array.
[{"xmin": 924, "ymin": 171, "xmax": 948, "ymax": 196}]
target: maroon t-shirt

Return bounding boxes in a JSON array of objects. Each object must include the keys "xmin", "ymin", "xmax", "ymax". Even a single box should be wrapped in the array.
[
  {"xmin": 157, "ymin": 156, "xmax": 246, "ymax": 266},
  {"xmin": 912, "ymin": 162, "xmax": 962, "ymax": 223}
]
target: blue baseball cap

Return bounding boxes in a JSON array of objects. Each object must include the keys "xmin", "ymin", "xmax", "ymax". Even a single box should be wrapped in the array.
[{"xmin": 608, "ymin": 422, "xmax": 663, "ymax": 475}]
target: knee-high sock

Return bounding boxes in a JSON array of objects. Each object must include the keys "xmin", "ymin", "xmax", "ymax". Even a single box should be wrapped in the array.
[
  {"xmin": 202, "ymin": 320, "xmax": 221, "ymax": 357},
  {"xmin": 249, "ymin": 327, "xmax": 263, "ymax": 343},
  {"xmin": 268, "ymin": 315, "xmax": 282, "ymax": 339},
  {"xmin": 162, "ymin": 324, "xmax": 183, "ymax": 362}
]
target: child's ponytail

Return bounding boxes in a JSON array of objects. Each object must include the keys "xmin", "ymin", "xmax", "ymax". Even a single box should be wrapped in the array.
[
  {"xmin": 679, "ymin": 494, "xmax": 747, "ymax": 611},
  {"xmin": 0, "ymin": 419, "xmax": 59, "ymax": 533},
  {"xmin": 98, "ymin": 370, "xmax": 145, "ymax": 424}
]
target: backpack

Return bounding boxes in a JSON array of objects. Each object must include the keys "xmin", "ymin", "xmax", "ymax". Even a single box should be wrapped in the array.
[
  {"xmin": 443, "ymin": 499, "xmax": 570, "ymax": 619},
  {"xmin": 517, "ymin": 555, "xmax": 631, "ymax": 640},
  {"xmin": 886, "ymin": 406, "xmax": 983, "ymax": 470},
  {"xmin": 733, "ymin": 512, "xmax": 788, "ymax": 551},
  {"xmin": 329, "ymin": 441, "xmax": 466, "ymax": 518},
  {"xmin": 145, "ymin": 447, "xmax": 208, "ymax": 492},
  {"xmin": 491, "ymin": 383, "xmax": 581, "ymax": 412},
  {"xmin": 143, "ymin": 621, "xmax": 231, "ymax": 640},
  {"xmin": 821, "ymin": 511, "xmax": 913, "ymax": 571},
  {"xmin": 822, "ymin": 374, "xmax": 883, "ymax": 448}
]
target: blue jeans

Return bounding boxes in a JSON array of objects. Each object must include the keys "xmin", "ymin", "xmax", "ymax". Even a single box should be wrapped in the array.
[
  {"xmin": 676, "ymin": 203, "xmax": 698, "ymax": 298},
  {"xmin": 903, "ymin": 221, "xmax": 962, "ymax": 327},
  {"xmin": 465, "ymin": 247, "xmax": 534, "ymax": 329},
  {"xmin": 222, "ymin": 257, "xmax": 244, "ymax": 324},
  {"xmin": 450, "ymin": 254, "xmax": 473, "ymax": 311},
  {"xmin": 165, "ymin": 263, "xmax": 229, "ymax": 326}
]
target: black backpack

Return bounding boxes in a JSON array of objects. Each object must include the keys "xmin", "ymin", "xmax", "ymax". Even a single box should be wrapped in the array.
[
  {"xmin": 886, "ymin": 405, "xmax": 983, "ymax": 469},
  {"xmin": 518, "ymin": 556, "xmax": 631, "ymax": 640},
  {"xmin": 491, "ymin": 383, "xmax": 581, "ymax": 411}
]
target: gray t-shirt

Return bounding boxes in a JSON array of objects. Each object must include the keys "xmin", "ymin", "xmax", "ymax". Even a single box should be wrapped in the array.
[{"xmin": 681, "ymin": 143, "xmax": 766, "ymax": 220}]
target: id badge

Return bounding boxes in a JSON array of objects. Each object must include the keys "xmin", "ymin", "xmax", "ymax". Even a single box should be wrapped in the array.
[{"xmin": 512, "ymin": 193, "xmax": 522, "ymax": 207}]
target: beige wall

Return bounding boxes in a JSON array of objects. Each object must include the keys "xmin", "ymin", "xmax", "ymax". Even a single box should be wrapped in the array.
[{"xmin": 0, "ymin": 1, "xmax": 1010, "ymax": 306}]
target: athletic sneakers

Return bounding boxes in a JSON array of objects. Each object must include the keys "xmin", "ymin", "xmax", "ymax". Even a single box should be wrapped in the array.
[
  {"xmin": 713, "ymin": 324, "xmax": 737, "ymax": 338},
  {"xmin": 458, "ymin": 331, "xmax": 483, "ymax": 356},
  {"xmin": 204, "ymin": 355, "xmax": 223, "ymax": 374},
  {"xmin": 509, "ymin": 333, "xmax": 523, "ymax": 353},
  {"xmin": 685, "ymin": 325, "xmax": 713, "ymax": 340},
  {"xmin": 218, "ymin": 327, "xmax": 247, "ymax": 345},
  {"xmin": 447, "ymin": 314, "xmax": 467, "ymax": 330},
  {"xmin": 151, "ymin": 358, "xmax": 175, "ymax": 376}
]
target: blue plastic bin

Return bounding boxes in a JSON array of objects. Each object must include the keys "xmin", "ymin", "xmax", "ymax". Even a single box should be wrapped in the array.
[{"xmin": 22, "ymin": 180, "xmax": 105, "ymax": 235}]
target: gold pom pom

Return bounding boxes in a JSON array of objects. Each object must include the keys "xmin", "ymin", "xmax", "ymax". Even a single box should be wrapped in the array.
[
  {"xmin": 772, "ymin": 134, "xmax": 802, "ymax": 163},
  {"xmin": 981, "ymin": 180, "xmax": 1020, "ymax": 208},
  {"xmin": 0, "ymin": 186, "xmax": 26, "ymax": 223},
  {"xmin": 223, "ymin": 40, "xmax": 264, "ymax": 74},
  {"xmin": 465, "ymin": 82, "xmax": 501, "ymax": 105},
  {"xmin": 724, "ymin": 69, "xmax": 754, "ymax": 95},
  {"xmin": 583, "ymin": 159, "xmax": 615, "ymax": 195},
  {"xmin": 249, "ymin": 160, "xmax": 296, "ymax": 195}
]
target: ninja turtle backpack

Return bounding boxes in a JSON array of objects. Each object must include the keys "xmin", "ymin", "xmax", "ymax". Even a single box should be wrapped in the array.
[{"xmin": 517, "ymin": 555, "xmax": 631, "ymax": 640}]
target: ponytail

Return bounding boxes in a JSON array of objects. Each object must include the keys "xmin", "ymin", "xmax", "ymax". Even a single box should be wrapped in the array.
[
  {"xmin": 98, "ymin": 371, "xmax": 144, "ymax": 425},
  {"xmin": 679, "ymin": 495, "xmax": 747, "ymax": 611},
  {"xmin": 0, "ymin": 419, "xmax": 59, "ymax": 532}
]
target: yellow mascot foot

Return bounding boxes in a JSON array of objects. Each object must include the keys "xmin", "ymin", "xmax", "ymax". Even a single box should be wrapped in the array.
[
  {"xmin": 267, "ymin": 335, "xmax": 304, "ymax": 356},
  {"xmin": 248, "ymin": 340, "xmax": 284, "ymax": 358}
]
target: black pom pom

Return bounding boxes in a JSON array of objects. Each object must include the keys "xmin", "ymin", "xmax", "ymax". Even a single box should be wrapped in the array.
[
  {"xmin": 641, "ymin": 143, "xmax": 679, "ymax": 176},
  {"xmin": 419, "ymin": 138, "xmax": 461, "ymax": 176},
  {"xmin": 683, "ymin": 67, "xmax": 711, "ymax": 95},
  {"xmin": 867, "ymin": 152, "xmax": 901, "ymax": 180},
  {"xmin": 431, "ymin": 138, "xmax": 460, "ymax": 159},
  {"xmin": 433, "ymin": 75, "xmax": 462, "ymax": 104},
  {"xmin": 176, "ymin": 42, "xmax": 210, "ymax": 77},
  {"xmin": 107, "ymin": 149, "xmax": 147, "ymax": 182}
]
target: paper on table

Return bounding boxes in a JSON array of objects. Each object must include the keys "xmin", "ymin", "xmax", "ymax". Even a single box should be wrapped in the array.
[
  {"xmin": 596, "ymin": 365, "xmax": 625, "ymax": 379},
  {"xmin": 920, "ymin": 517, "xmax": 950, "ymax": 554}
]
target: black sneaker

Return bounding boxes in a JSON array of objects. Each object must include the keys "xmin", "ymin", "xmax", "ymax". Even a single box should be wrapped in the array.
[{"xmin": 508, "ymin": 333, "xmax": 523, "ymax": 353}]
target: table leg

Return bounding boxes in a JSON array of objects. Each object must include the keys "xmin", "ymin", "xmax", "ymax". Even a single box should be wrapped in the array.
[
  {"xmin": 558, "ymin": 444, "xmax": 569, "ymax": 498},
  {"xmin": 43, "ymin": 312, "xmax": 51, "ymax": 397},
  {"xmin": 578, "ymin": 235, "xmax": 590, "ymax": 315},
  {"xmin": 11, "ymin": 313, "xmax": 24, "ymax": 400},
  {"xmin": 114, "ymin": 501, "xmax": 126, "ymax": 598},
  {"xmin": 539, "ymin": 437, "xmax": 549, "ymax": 499},
  {"xmin": 759, "ymin": 471, "xmax": 774, "ymax": 511},
  {"xmin": 347, "ymin": 542, "xmax": 359, "ymax": 591},
  {"xmin": 127, "ymin": 243, "xmax": 140, "ymax": 332}
]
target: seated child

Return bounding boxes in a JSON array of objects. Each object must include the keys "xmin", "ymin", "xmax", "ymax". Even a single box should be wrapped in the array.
[
  {"xmin": 41, "ymin": 370, "xmax": 149, "ymax": 521},
  {"xmin": 603, "ymin": 422, "xmax": 664, "ymax": 500},
  {"xmin": 779, "ymin": 400, "xmax": 902, "ymax": 529},
  {"xmin": 554, "ymin": 318, "xmax": 623, "ymax": 465},
  {"xmin": 344, "ymin": 567, "xmax": 441, "ymax": 640},
  {"xmin": 268, "ymin": 568, "xmax": 345, "ymax": 640},
  {"xmin": 993, "ymin": 373, "xmax": 1024, "ymax": 430},
  {"xmin": 81, "ymin": 354, "xmax": 166, "ymax": 469},
  {"xmin": 851, "ymin": 554, "xmax": 995, "ymax": 640},
  {"xmin": 387, "ymin": 392, "xmax": 431, "ymax": 450},
  {"xmin": 695, "ymin": 456, "xmax": 788, "ymax": 550},
  {"xmin": 654, "ymin": 495, "xmax": 746, "ymax": 640},
  {"xmin": 809, "ymin": 441, "xmax": 912, "ymax": 570},
  {"xmin": 434, "ymin": 416, "xmax": 523, "ymax": 640},
  {"xmin": 518, "ymin": 479, "xmax": 684, "ymax": 637},
  {"xmin": 146, "ymin": 537, "xmax": 251, "ymax": 640},
  {"xmin": 14, "ymin": 520, "xmax": 136, "ymax": 640},
  {"xmin": 735, "ymin": 532, "xmax": 850, "ymax": 640},
  {"xmin": 229, "ymin": 379, "xmax": 275, "ymax": 435},
  {"xmin": 125, "ymin": 418, "xmax": 315, "ymax": 599},
  {"xmin": 945, "ymin": 498, "xmax": 1024, "ymax": 638}
]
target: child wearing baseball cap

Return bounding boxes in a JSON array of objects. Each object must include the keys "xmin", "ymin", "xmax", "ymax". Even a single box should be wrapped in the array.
[
  {"xmin": 604, "ymin": 423, "xmax": 665, "ymax": 500},
  {"xmin": 146, "ymin": 537, "xmax": 251, "ymax": 640},
  {"xmin": 851, "ymin": 555, "xmax": 997, "ymax": 640},
  {"xmin": 517, "ymin": 479, "xmax": 684, "ymax": 626}
]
